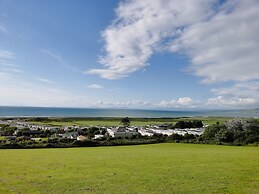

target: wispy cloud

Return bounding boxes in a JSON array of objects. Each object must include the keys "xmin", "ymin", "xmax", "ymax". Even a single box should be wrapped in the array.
[
  {"xmin": 0, "ymin": 61, "xmax": 17, "ymax": 67},
  {"xmin": 41, "ymin": 49, "xmax": 63, "ymax": 62},
  {"xmin": 41, "ymin": 49, "xmax": 79, "ymax": 72},
  {"xmin": 1, "ymin": 67, "xmax": 23, "ymax": 73},
  {"xmin": 0, "ymin": 50, "xmax": 14, "ymax": 59},
  {"xmin": 0, "ymin": 51, "xmax": 24, "ymax": 75},
  {"xmin": 0, "ymin": 75, "xmax": 89, "ymax": 107},
  {"xmin": 0, "ymin": 23, "xmax": 8, "ymax": 33},
  {"xmin": 37, "ymin": 78, "xmax": 55, "ymax": 84},
  {"xmin": 87, "ymin": 84, "xmax": 103, "ymax": 89}
]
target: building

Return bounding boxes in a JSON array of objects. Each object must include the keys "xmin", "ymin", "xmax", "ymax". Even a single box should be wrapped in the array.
[{"xmin": 107, "ymin": 127, "xmax": 138, "ymax": 138}]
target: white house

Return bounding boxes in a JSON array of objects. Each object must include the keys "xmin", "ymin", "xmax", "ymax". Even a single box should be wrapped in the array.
[{"xmin": 107, "ymin": 127, "xmax": 138, "ymax": 138}]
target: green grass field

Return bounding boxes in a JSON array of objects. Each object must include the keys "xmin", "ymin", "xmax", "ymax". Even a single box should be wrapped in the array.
[
  {"xmin": 32, "ymin": 120, "xmax": 170, "ymax": 127},
  {"xmin": 30, "ymin": 116, "xmax": 234, "ymax": 127},
  {"xmin": 0, "ymin": 143, "xmax": 258, "ymax": 193}
]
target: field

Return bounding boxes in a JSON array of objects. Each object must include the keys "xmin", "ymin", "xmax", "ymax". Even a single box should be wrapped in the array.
[
  {"xmin": 29, "ymin": 116, "xmax": 234, "ymax": 127},
  {"xmin": 0, "ymin": 143, "xmax": 258, "ymax": 193}
]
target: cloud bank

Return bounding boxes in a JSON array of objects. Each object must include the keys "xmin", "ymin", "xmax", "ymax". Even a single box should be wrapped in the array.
[
  {"xmin": 88, "ymin": 0, "xmax": 259, "ymax": 83},
  {"xmin": 208, "ymin": 81, "xmax": 259, "ymax": 108}
]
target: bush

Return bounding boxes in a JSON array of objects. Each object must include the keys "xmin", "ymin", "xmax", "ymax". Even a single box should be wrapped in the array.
[
  {"xmin": 215, "ymin": 129, "xmax": 234, "ymax": 143},
  {"xmin": 203, "ymin": 124, "xmax": 225, "ymax": 141}
]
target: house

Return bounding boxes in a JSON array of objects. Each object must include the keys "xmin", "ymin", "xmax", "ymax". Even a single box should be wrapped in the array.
[
  {"xmin": 47, "ymin": 127, "xmax": 59, "ymax": 133},
  {"xmin": 31, "ymin": 137, "xmax": 41, "ymax": 141},
  {"xmin": 127, "ymin": 127, "xmax": 138, "ymax": 132},
  {"xmin": 94, "ymin": 134, "xmax": 104, "ymax": 140},
  {"xmin": 60, "ymin": 131, "xmax": 78, "ymax": 139},
  {"xmin": 77, "ymin": 135, "xmax": 87, "ymax": 141},
  {"xmin": 107, "ymin": 127, "xmax": 138, "ymax": 138},
  {"xmin": 138, "ymin": 127, "xmax": 154, "ymax": 137},
  {"xmin": 60, "ymin": 126, "xmax": 70, "ymax": 132}
]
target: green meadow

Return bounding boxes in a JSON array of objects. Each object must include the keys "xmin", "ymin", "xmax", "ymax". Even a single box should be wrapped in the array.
[
  {"xmin": 0, "ymin": 143, "xmax": 258, "ymax": 193},
  {"xmin": 30, "ymin": 116, "xmax": 233, "ymax": 127}
]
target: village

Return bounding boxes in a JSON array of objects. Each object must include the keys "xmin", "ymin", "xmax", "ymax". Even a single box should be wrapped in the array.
[{"xmin": 0, "ymin": 118, "xmax": 205, "ymax": 142}]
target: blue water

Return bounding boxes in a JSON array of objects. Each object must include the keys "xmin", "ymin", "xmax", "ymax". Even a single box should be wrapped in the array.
[{"xmin": 0, "ymin": 106, "xmax": 258, "ymax": 118}]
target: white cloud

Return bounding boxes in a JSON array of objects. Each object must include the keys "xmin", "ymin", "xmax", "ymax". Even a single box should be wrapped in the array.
[
  {"xmin": 92, "ymin": 97, "xmax": 199, "ymax": 109},
  {"xmin": 172, "ymin": 0, "xmax": 259, "ymax": 83},
  {"xmin": 211, "ymin": 81, "xmax": 259, "ymax": 98},
  {"xmin": 87, "ymin": 0, "xmax": 216, "ymax": 79},
  {"xmin": 207, "ymin": 96, "xmax": 256, "ymax": 108},
  {"xmin": 96, "ymin": 99, "xmax": 153, "ymax": 108},
  {"xmin": 87, "ymin": 84, "xmax": 103, "ymax": 89},
  {"xmin": 178, "ymin": 97, "xmax": 193, "ymax": 105},
  {"xmin": 85, "ymin": 0, "xmax": 259, "ymax": 109},
  {"xmin": 208, "ymin": 81, "xmax": 259, "ymax": 108},
  {"xmin": 158, "ymin": 97, "xmax": 196, "ymax": 108},
  {"xmin": 88, "ymin": 0, "xmax": 259, "ymax": 84}
]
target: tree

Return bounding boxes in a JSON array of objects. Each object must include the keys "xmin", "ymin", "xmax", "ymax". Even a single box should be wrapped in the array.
[
  {"xmin": 120, "ymin": 117, "xmax": 130, "ymax": 127},
  {"xmin": 174, "ymin": 120, "xmax": 203, "ymax": 129},
  {"xmin": 225, "ymin": 118, "xmax": 259, "ymax": 143},
  {"xmin": 215, "ymin": 129, "xmax": 234, "ymax": 143},
  {"xmin": 225, "ymin": 118, "xmax": 251, "ymax": 132},
  {"xmin": 174, "ymin": 121, "xmax": 186, "ymax": 129},
  {"xmin": 203, "ymin": 123, "xmax": 225, "ymax": 141},
  {"xmin": 87, "ymin": 127, "xmax": 100, "ymax": 137},
  {"xmin": 169, "ymin": 133, "xmax": 184, "ymax": 142},
  {"xmin": 192, "ymin": 120, "xmax": 203, "ymax": 128},
  {"xmin": 1, "ymin": 126, "xmax": 16, "ymax": 136}
]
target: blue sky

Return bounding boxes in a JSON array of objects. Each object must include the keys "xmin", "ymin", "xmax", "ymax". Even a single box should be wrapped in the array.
[{"xmin": 0, "ymin": 0, "xmax": 258, "ymax": 109}]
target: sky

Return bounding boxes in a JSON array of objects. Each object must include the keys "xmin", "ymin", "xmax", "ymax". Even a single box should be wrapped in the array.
[{"xmin": 0, "ymin": 0, "xmax": 259, "ymax": 110}]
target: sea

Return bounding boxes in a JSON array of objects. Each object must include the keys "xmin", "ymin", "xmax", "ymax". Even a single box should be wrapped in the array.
[{"xmin": 0, "ymin": 106, "xmax": 258, "ymax": 118}]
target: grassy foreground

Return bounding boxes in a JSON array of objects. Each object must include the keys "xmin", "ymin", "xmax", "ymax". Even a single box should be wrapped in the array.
[{"xmin": 0, "ymin": 143, "xmax": 258, "ymax": 193}]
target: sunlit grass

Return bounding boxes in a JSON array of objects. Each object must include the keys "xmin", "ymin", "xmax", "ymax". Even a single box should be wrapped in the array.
[{"xmin": 0, "ymin": 143, "xmax": 258, "ymax": 193}]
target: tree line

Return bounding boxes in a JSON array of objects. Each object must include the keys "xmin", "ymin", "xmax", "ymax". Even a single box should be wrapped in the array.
[
  {"xmin": 0, "ymin": 118, "xmax": 258, "ymax": 149},
  {"xmin": 203, "ymin": 118, "xmax": 259, "ymax": 145}
]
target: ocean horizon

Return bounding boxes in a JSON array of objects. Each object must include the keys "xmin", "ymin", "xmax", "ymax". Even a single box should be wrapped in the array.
[{"xmin": 0, "ymin": 106, "xmax": 258, "ymax": 118}]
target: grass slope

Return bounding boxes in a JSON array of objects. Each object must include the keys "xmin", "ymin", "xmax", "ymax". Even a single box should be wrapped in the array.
[{"xmin": 0, "ymin": 143, "xmax": 258, "ymax": 193}]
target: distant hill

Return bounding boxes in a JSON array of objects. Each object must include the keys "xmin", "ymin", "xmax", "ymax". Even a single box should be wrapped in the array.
[{"xmin": 239, "ymin": 108, "xmax": 259, "ymax": 114}]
